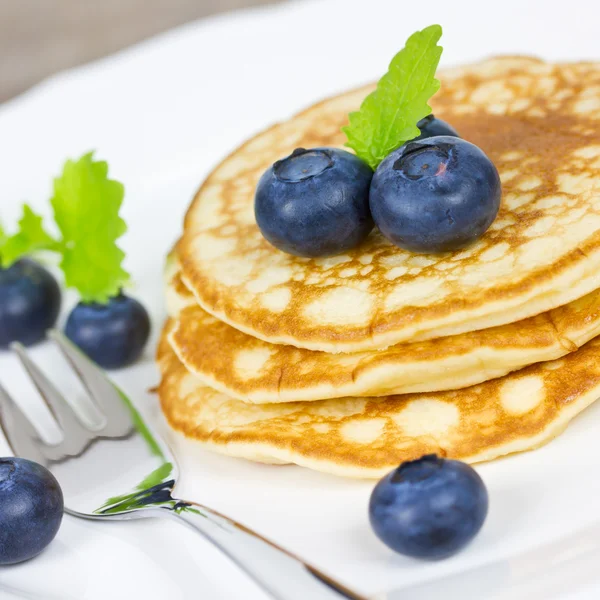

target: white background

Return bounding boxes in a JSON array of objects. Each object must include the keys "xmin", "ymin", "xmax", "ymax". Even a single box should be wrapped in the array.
[{"xmin": 1, "ymin": 0, "xmax": 600, "ymax": 598}]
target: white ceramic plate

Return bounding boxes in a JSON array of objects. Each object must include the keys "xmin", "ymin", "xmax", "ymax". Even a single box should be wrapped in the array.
[{"xmin": 1, "ymin": 0, "xmax": 600, "ymax": 598}]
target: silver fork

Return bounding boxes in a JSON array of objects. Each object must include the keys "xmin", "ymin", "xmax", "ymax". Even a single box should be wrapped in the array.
[{"xmin": 0, "ymin": 330, "xmax": 366, "ymax": 600}]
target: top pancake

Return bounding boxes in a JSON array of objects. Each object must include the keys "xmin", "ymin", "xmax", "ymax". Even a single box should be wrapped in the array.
[{"xmin": 179, "ymin": 57, "xmax": 600, "ymax": 353}]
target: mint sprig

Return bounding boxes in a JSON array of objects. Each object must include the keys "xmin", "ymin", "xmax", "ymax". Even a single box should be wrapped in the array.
[
  {"xmin": 1, "ymin": 153, "xmax": 130, "ymax": 307},
  {"xmin": 0, "ymin": 205, "xmax": 59, "ymax": 268},
  {"xmin": 51, "ymin": 152, "xmax": 130, "ymax": 304},
  {"xmin": 342, "ymin": 24, "xmax": 443, "ymax": 170}
]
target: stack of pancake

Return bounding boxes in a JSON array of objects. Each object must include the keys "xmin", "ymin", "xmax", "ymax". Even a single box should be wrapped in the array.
[{"xmin": 158, "ymin": 57, "xmax": 600, "ymax": 478}]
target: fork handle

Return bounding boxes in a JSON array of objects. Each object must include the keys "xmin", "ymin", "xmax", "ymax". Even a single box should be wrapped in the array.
[{"xmin": 156, "ymin": 500, "xmax": 367, "ymax": 600}]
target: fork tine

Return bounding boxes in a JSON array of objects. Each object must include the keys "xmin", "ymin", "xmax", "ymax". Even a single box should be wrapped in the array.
[
  {"xmin": 11, "ymin": 342, "xmax": 92, "ymax": 441},
  {"xmin": 47, "ymin": 330, "xmax": 132, "ymax": 437},
  {"xmin": 0, "ymin": 380, "xmax": 49, "ymax": 465}
]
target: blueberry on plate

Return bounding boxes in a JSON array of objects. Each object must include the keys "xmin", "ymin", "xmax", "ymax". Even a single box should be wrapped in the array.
[
  {"xmin": 370, "ymin": 136, "xmax": 501, "ymax": 253},
  {"xmin": 369, "ymin": 455, "xmax": 488, "ymax": 560},
  {"xmin": 65, "ymin": 293, "xmax": 150, "ymax": 370},
  {"xmin": 255, "ymin": 147, "xmax": 374, "ymax": 257},
  {"xmin": 0, "ymin": 457, "xmax": 64, "ymax": 565},
  {"xmin": 0, "ymin": 259, "xmax": 61, "ymax": 349},
  {"xmin": 413, "ymin": 114, "xmax": 459, "ymax": 142}
]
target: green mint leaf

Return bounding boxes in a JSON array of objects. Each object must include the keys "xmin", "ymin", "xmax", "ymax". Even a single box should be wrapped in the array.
[
  {"xmin": 342, "ymin": 24, "xmax": 443, "ymax": 169},
  {"xmin": 136, "ymin": 463, "xmax": 174, "ymax": 491},
  {"xmin": 175, "ymin": 505, "xmax": 204, "ymax": 516},
  {"xmin": 51, "ymin": 152, "xmax": 130, "ymax": 303},
  {"xmin": 116, "ymin": 386, "xmax": 166, "ymax": 459},
  {"xmin": 0, "ymin": 204, "xmax": 59, "ymax": 268},
  {"xmin": 95, "ymin": 462, "xmax": 174, "ymax": 513},
  {"xmin": 0, "ymin": 222, "xmax": 7, "ymax": 259}
]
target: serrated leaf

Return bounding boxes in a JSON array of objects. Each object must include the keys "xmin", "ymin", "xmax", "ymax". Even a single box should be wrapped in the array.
[
  {"xmin": 0, "ymin": 204, "xmax": 59, "ymax": 268},
  {"xmin": 51, "ymin": 152, "xmax": 130, "ymax": 303},
  {"xmin": 342, "ymin": 24, "xmax": 443, "ymax": 169}
]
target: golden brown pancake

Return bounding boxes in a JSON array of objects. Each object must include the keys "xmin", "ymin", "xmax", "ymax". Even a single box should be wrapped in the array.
[
  {"xmin": 178, "ymin": 57, "xmax": 600, "ymax": 352},
  {"xmin": 166, "ymin": 257, "xmax": 600, "ymax": 403},
  {"xmin": 158, "ymin": 320, "xmax": 600, "ymax": 478}
]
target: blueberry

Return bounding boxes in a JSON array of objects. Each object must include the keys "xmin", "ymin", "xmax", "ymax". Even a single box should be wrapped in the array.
[
  {"xmin": 0, "ymin": 458, "xmax": 63, "ymax": 565},
  {"xmin": 65, "ymin": 293, "xmax": 150, "ymax": 369},
  {"xmin": 0, "ymin": 259, "xmax": 61, "ymax": 349},
  {"xmin": 370, "ymin": 136, "xmax": 501, "ymax": 253},
  {"xmin": 255, "ymin": 147, "xmax": 373, "ymax": 257},
  {"xmin": 369, "ymin": 455, "xmax": 488, "ymax": 560},
  {"xmin": 414, "ymin": 114, "xmax": 459, "ymax": 142}
]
